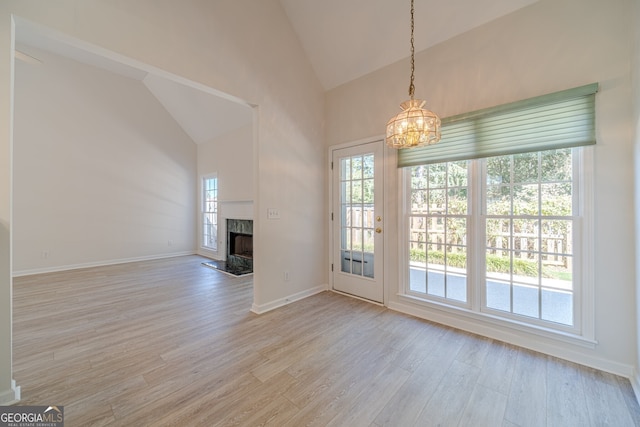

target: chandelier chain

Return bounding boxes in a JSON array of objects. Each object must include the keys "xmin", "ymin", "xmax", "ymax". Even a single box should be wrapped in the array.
[{"xmin": 409, "ymin": 0, "xmax": 415, "ymax": 99}]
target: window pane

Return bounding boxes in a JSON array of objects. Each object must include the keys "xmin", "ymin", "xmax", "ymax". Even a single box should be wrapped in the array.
[
  {"xmin": 352, "ymin": 156, "xmax": 363, "ymax": 179},
  {"xmin": 429, "ymin": 189, "xmax": 446, "ymax": 213},
  {"xmin": 410, "ymin": 267, "xmax": 426, "ymax": 293},
  {"xmin": 447, "ymin": 272, "xmax": 467, "ymax": 302},
  {"xmin": 341, "ymin": 205, "xmax": 351, "ymax": 227},
  {"xmin": 351, "ymin": 208, "xmax": 362, "ymax": 227},
  {"xmin": 541, "ymin": 183, "xmax": 572, "ymax": 216},
  {"xmin": 341, "ymin": 158, "xmax": 351, "ymax": 180},
  {"xmin": 541, "ymin": 149, "xmax": 572, "ymax": 182},
  {"xmin": 513, "ymin": 284, "xmax": 539, "ymax": 318},
  {"xmin": 363, "ymin": 154, "xmax": 374, "ymax": 178},
  {"xmin": 364, "ymin": 228, "xmax": 375, "ymax": 253},
  {"xmin": 341, "ymin": 227, "xmax": 350, "ymax": 250},
  {"xmin": 541, "ymin": 289, "xmax": 573, "ymax": 325},
  {"xmin": 363, "ymin": 205, "xmax": 374, "ymax": 228},
  {"xmin": 341, "ymin": 181, "xmax": 350, "ymax": 203},
  {"xmin": 514, "ymin": 152, "xmax": 539, "ymax": 183},
  {"xmin": 446, "ymin": 244, "xmax": 467, "ymax": 302},
  {"xmin": 412, "ymin": 166, "xmax": 428, "ymax": 189},
  {"xmin": 486, "ymin": 185, "xmax": 510, "ymax": 215},
  {"xmin": 352, "ymin": 228, "xmax": 362, "ymax": 251},
  {"xmin": 412, "ymin": 189, "xmax": 428, "ymax": 213},
  {"xmin": 486, "ymin": 280, "xmax": 511, "ymax": 312},
  {"xmin": 513, "ymin": 184, "xmax": 539, "ymax": 215},
  {"xmin": 429, "ymin": 163, "xmax": 447, "ymax": 188},
  {"xmin": 486, "ymin": 218, "xmax": 511, "ymax": 253},
  {"xmin": 341, "ymin": 250, "xmax": 352, "ymax": 274},
  {"xmin": 363, "ymin": 179, "xmax": 374, "ymax": 203},
  {"xmin": 428, "ymin": 268, "xmax": 445, "ymax": 298},
  {"xmin": 351, "ymin": 180, "xmax": 362, "ymax": 203},
  {"xmin": 449, "ymin": 161, "xmax": 469, "ymax": 187},
  {"xmin": 446, "ymin": 218, "xmax": 467, "ymax": 246},
  {"xmin": 448, "ymin": 188, "xmax": 468, "ymax": 215},
  {"xmin": 486, "ymin": 156, "xmax": 511, "ymax": 185},
  {"xmin": 486, "ymin": 248, "xmax": 510, "ymax": 281}
]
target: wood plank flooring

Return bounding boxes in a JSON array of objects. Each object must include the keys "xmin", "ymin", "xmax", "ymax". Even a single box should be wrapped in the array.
[{"xmin": 12, "ymin": 255, "xmax": 640, "ymax": 426}]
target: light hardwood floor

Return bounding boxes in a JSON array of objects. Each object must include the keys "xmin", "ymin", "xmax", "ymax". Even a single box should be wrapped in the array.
[{"xmin": 12, "ymin": 255, "xmax": 640, "ymax": 426}]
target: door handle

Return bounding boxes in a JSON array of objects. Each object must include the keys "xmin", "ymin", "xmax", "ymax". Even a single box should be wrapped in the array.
[{"xmin": 375, "ymin": 227, "xmax": 382, "ymax": 234}]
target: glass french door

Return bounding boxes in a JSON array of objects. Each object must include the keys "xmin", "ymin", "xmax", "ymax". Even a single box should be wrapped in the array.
[{"xmin": 332, "ymin": 141, "xmax": 384, "ymax": 303}]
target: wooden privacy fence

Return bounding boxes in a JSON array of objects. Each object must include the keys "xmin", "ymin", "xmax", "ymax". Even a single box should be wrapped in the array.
[{"xmin": 409, "ymin": 223, "xmax": 571, "ymax": 268}]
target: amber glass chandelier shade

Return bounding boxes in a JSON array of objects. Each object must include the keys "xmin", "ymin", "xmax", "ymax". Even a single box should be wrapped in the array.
[{"xmin": 386, "ymin": 99, "xmax": 441, "ymax": 149}]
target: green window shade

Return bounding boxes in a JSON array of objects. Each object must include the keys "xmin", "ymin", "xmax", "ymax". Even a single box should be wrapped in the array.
[{"xmin": 398, "ymin": 83, "xmax": 598, "ymax": 168}]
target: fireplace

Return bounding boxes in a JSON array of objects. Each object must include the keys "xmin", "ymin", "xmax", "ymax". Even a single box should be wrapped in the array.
[
  {"xmin": 229, "ymin": 232, "xmax": 253, "ymax": 260},
  {"xmin": 226, "ymin": 219, "xmax": 253, "ymax": 274}
]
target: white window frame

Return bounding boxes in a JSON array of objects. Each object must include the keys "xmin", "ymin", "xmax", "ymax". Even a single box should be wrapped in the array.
[
  {"xmin": 202, "ymin": 174, "xmax": 219, "ymax": 252},
  {"xmin": 399, "ymin": 147, "xmax": 595, "ymax": 344}
]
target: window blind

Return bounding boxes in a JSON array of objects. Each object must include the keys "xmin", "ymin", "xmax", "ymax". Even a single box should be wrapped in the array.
[{"xmin": 397, "ymin": 83, "xmax": 598, "ymax": 168}]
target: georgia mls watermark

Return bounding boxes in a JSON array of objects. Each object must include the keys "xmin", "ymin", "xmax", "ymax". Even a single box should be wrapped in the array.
[{"xmin": 0, "ymin": 406, "xmax": 64, "ymax": 427}]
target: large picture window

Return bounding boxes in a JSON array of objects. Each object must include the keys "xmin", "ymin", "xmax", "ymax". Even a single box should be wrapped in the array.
[
  {"xmin": 400, "ymin": 84, "xmax": 596, "ymax": 337},
  {"xmin": 405, "ymin": 148, "xmax": 581, "ymax": 332}
]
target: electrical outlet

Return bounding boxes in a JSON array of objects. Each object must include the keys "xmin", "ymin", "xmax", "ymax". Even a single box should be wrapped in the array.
[
  {"xmin": 284, "ymin": 270, "xmax": 290, "ymax": 281},
  {"xmin": 168, "ymin": 240, "xmax": 173, "ymax": 247},
  {"xmin": 41, "ymin": 250, "xmax": 49, "ymax": 259}
]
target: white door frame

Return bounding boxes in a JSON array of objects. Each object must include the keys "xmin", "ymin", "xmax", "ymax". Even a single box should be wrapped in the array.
[{"xmin": 328, "ymin": 136, "xmax": 395, "ymax": 305}]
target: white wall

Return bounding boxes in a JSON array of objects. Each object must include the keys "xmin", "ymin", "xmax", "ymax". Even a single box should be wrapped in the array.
[
  {"xmin": 198, "ymin": 125, "xmax": 254, "ymax": 203},
  {"xmin": 0, "ymin": 14, "xmax": 15, "ymax": 405},
  {"xmin": 197, "ymin": 124, "xmax": 254, "ymax": 259},
  {"xmin": 0, "ymin": 0, "xmax": 326, "ymax": 402},
  {"xmin": 633, "ymin": 0, "xmax": 640, "ymax": 394},
  {"xmin": 327, "ymin": 0, "xmax": 636, "ymax": 376},
  {"xmin": 12, "ymin": 46, "xmax": 197, "ymax": 275}
]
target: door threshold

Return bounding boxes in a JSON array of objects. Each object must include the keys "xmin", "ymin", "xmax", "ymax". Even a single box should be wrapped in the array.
[{"xmin": 330, "ymin": 289, "xmax": 384, "ymax": 307}]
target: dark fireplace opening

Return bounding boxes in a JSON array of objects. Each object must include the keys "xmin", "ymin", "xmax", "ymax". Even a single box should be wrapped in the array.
[
  {"xmin": 229, "ymin": 232, "xmax": 253, "ymax": 260},
  {"xmin": 225, "ymin": 218, "xmax": 253, "ymax": 274}
]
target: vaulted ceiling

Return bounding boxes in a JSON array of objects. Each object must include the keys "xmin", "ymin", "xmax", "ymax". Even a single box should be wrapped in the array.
[
  {"xmin": 14, "ymin": 0, "xmax": 538, "ymax": 144},
  {"xmin": 279, "ymin": 0, "xmax": 538, "ymax": 90}
]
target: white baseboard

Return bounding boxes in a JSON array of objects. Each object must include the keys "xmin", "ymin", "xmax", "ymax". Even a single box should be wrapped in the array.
[
  {"xmin": 388, "ymin": 300, "xmax": 635, "ymax": 379},
  {"xmin": 12, "ymin": 251, "xmax": 196, "ymax": 277},
  {"xmin": 631, "ymin": 371, "xmax": 640, "ymax": 404},
  {"xmin": 0, "ymin": 380, "xmax": 20, "ymax": 405},
  {"xmin": 251, "ymin": 284, "xmax": 327, "ymax": 314}
]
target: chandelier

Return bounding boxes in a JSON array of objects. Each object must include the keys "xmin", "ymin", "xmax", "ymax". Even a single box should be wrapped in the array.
[{"xmin": 385, "ymin": 0, "xmax": 441, "ymax": 149}]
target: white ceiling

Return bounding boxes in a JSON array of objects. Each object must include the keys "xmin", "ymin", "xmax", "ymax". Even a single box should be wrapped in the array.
[
  {"xmin": 14, "ymin": 0, "xmax": 538, "ymax": 144},
  {"xmin": 14, "ymin": 19, "xmax": 254, "ymax": 145},
  {"xmin": 279, "ymin": 0, "xmax": 539, "ymax": 90}
]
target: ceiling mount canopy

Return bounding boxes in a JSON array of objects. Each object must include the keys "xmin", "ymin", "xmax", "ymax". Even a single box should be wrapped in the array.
[{"xmin": 385, "ymin": 0, "xmax": 441, "ymax": 149}]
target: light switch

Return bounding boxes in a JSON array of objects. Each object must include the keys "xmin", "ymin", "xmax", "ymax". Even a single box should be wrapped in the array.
[{"xmin": 267, "ymin": 208, "xmax": 280, "ymax": 219}]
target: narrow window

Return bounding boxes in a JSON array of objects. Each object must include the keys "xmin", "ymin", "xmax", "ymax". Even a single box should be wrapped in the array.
[{"xmin": 203, "ymin": 176, "xmax": 218, "ymax": 251}]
